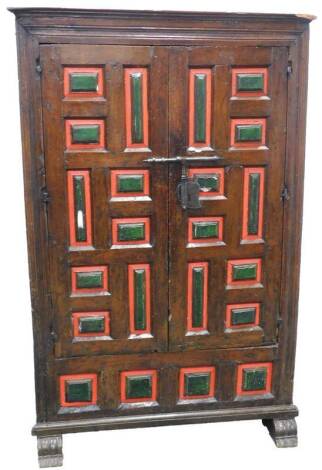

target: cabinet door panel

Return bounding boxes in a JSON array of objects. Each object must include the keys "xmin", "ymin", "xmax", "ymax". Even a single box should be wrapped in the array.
[{"xmin": 40, "ymin": 45, "xmax": 169, "ymax": 357}]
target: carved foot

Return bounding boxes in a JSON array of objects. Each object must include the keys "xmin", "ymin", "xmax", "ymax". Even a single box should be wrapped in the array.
[
  {"xmin": 37, "ymin": 435, "xmax": 63, "ymax": 468},
  {"xmin": 262, "ymin": 418, "xmax": 298, "ymax": 448}
]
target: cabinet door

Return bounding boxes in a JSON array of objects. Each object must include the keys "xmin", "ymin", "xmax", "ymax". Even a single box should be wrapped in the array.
[
  {"xmin": 168, "ymin": 46, "xmax": 288, "ymax": 351},
  {"xmin": 40, "ymin": 45, "xmax": 169, "ymax": 357}
]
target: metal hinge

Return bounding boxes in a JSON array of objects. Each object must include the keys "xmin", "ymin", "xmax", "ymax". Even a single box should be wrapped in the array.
[
  {"xmin": 287, "ymin": 62, "xmax": 292, "ymax": 78},
  {"xmin": 41, "ymin": 187, "xmax": 50, "ymax": 204},
  {"xmin": 35, "ymin": 57, "xmax": 42, "ymax": 74},
  {"xmin": 276, "ymin": 317, "xmax": 283, "ymax": 342},
  {"xmin": 281, "ymin": 185, "xmax": 290, "ymax": 201}
]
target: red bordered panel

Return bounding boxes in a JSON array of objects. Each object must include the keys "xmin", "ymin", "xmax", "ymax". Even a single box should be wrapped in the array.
[
  {"xmin": 72, "ymin": 311, "xmax": 110, "ymax": 339},
  {"xmin": 128, "ymin": 264, "xmax": 151, "ymax": 336},
  {"xmin": 231, "ymin": 67, "xmax": 268, "ymax": 98},
  {"xmin": 63, "ymin": 67, "xmax": 104, "ymax": 99},
  {"xmin": 120, "ymin": 369, "xmax": 157, "ymax": 404},
  {"xmin": 242, "ymin": 167, "xmax": 265, "ymax": 242},
  {"xmin": 227, "ymin": 258, "xmax": 262, "ymax": 288},
  {"xmin": 230, "ymin": 118, "xmax": 267, "ymax": 149},
  {"xmin": 65, "ymin": 119, "xmax": 105, "ymax": 151},
  {"xmin": 187, "ymin": 262, "xmax": 209, "ymax": 333},
  {"xmin": 188, "ymin": 216, "xmax": 224, "ymax": 246},
  {"xmin": 225, "ymin": 303, "xmax": 260, "ymax": 329},
  {"xmin": 236, "ymin": 362, "xmax": 273, "ymax": 397},
  {"xmin": 67, "ymin": 170, "xmax": 92, "ymax": 248},
  {"xmin": 179, "ymin": 366, "xmax": 216, "ymax": 400},
  {"xmin": 59, "ymin": 373, "xmax": 98, "ymax": 407},
  {"xmin": 110, "ymin": 169, "xmax": 150, "ymax": 198},
  {"xmin": 112, "ymin": 217, "xmax": 151, "ymax": 247},
  {"xmin": 71, "ymin": 266, "xmax": 109, "ymax": 296},
  {"xmin": 188, "ymin": 68, "xmax": 212, "ymax": 149},
  {"xmin": 187, "ymin": 167, "xmax": 225, "ymax": 198},
  {"xmin": 124, "ymin": 67, "xmax": 149, "ymax": 149}
]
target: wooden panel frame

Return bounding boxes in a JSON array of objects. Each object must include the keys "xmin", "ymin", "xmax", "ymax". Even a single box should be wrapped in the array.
[
  {"xmin": 187, "ymin": 262, "xmax": 209, "ymax": 333},
  {"xmin": 71, "ymin": 265, "xmax": 108, "ymax": 296},
  {"xmin": 187, "ymin": 167, "xmax": 225, "ymax": 199},
  {"xmin": 128, "ymin": 264, "xmax": 151, "ymax": 336},
  {"xmin": 72, "ymin": 311, "xmax": 110, "ymax": 338},
  {"xmin": 236, "ymin": 362, "xmax": 273, "ymax": 397},
  {"xmin": 59, "ymin": 373, "xmax": 98, "ymax": 407},
  {"xmin": 67, "ymin": 170, "xmax": 93, "ymax": 248},
  {"xmin": 179, "ymin": 366, "xmax": 216, "ymax": 400},
  {"xmin": 188, "ymin": 68, "xmax": 212, "ymax": 149},
  {"xmin": 242, "ymin": 167, "xmax": 265, "ymax": 242},
  {"xmin": 63, "ymin": 66, "xmax": 104, "ymax": 99},
  {"xmin": 65, "ymin": 118, "xmax": 105, "ymax": 151},
  {"xmin": 110, "ymin": 169, "xmax": 150, "ymax": 198},
  {"xmin": 230, "ymin": 118, "xmax": 267, "ymax": 149},
  {"xmin": 231, "ymin": 67, "xmax": 268, "ymax": 98},
  {"xmin": 225, "ymin": 303, "xmax": 260, "ymax": 329},
  {"xmin": 227, "ymin": 258, "xmax": 262, "ymax": 288},
  {"xmin": 120, "ymin": 369, "xmax": 157, "ymax": 404}
]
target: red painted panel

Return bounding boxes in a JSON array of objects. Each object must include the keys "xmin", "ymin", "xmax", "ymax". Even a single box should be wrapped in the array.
[
  {"xmin": 65, "ymin": 119, "xmax": 105, "ymax": 151},
  {"xmin": 63, "ymin": 67, "xmax": 104, "ymax": 99},
  {"xmin": 71, "ymin": 266, "xmax": 108, "ymax": 295},
  {"xmin": 188, "ymin": 216, "xmax": 224, "ymax": 245},
  {"xmin": 230, "ymin": 118, "xmax": 266, "ymax": 148},
  {"xmin": 225, "ymin": 303, "xmax": 260, "ymax": 329},
  {"xmin": 110, "ymin": 169, "xmax": 150, "ymax": 198},
  {"xmin": 188, "ymin": 68, "xmax": 212, "ymax": 149},
  {"xmin": 236, "ymin": 362, "xmax": 273, "ymax": 396},
  {"xmin": 59, "ymin": 373, "xmax": 98, "ymax": 407},
  {"xmin": 72, "ymin": 311, "xmax": 110, "ymax": 338},
  {"xmin": 124, "ymin": 68, "xmax": 149, "ymax": 149},
  {"xmin": 227, "ymin": 258, "xmax": 262, "ymax": 288},
  {"xmin": 187, "ymin": 262, "xmax": 208, "ymax": 333},
  {"xmin": 242, "ymin": 167, "xmax": 265, "ymax": 241},
  {"xmin": 179, "ymin": 366, "xmax": 216, "ymax": 400},
  {"xmin": 112, "ymin": 217, "xmax": 150, "ymax": 246},
  {"xmin": 128, "ymin": 264, "xmax": 151, "ymax": 335},
  {"xmin": 67, "ymin": 170, "xmax": 92, "ymax": 248},
  {"xmin": 187, "ymin": 167, "xmax": 225, "ymax": 198},
  {"xmin": 120, "ymin": 369, "xmax": 157, "ymax": 404},
  {"xmin": 231, "ymin": 67, "xmax": 268, "ymax": 98}
]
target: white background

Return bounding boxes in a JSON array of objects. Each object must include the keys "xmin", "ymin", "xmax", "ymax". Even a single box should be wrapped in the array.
[{"xmin": 1, "ymin": 1, "xmax": 321, "ymax": 469}]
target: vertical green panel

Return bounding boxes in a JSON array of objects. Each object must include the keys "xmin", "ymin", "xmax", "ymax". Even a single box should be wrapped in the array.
[
  {"xmin": 131, "ymin": 72, "xmax": 144, "ymax": 143},
  {"xmin": 237, "ymin": 74, "xmax": 264, "ymax": 92},
  {"xmin": 248, "ymin": 173, "xmax": 260, "ymax": 235},
  {"xmin": 65, "ymin": 379, "xmax": 92, "ymax": 403},
  {"xmin": 134, "ymin": 269, "xmax": 147, "ymax": 330},
  {"xmin": 192, "ymin": 267, "xmax": 204, "ymax": 328},
  {"xmin": 194, "ymin": 74, "xmax": 207, "ymax": 143},
  {"xmin": 71, "ymin": 124, "xmax": 100, "ymax": 144},
  {"xmin": 73, "ymin": 175, "xmax": 87, "ymax": 242},
  {"xmin": 184, "ymin": 373, "xmax": 210, "ymax": 396},
  {"xmin": 126, "ymin": 375, "xmax": 152, "ymax": 399},
  {"xmin": 232, "ymin": 263, "xmax": 257, "ymax": 281},
  {"xmin": 76, "ymin": 271, "xmax": 103, "ymax": 289},
  {"xmin": 242, "ymin": 368, "xmax": 267, "ymax": 391},
  {"xmin": 70, "ymin": 72, "xmax": 98, "ymax": 92}
]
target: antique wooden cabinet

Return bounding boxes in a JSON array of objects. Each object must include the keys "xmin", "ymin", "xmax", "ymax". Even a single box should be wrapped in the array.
[{"xmin": 10, "ymin": 7, "xmax": 313, "ymax": 468}]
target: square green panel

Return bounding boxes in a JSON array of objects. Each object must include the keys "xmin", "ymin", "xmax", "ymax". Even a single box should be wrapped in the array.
[
  {"xmin": 126, "ymin": 375, "xmax": 152, "ymax": 399},
  {"xmin": 232, "ymin": 263, "xmax": 257, "ymax": 281},
  {"xmin": 242, "ymin": 368, "xmax": 267, "ymax": 391},
  {"xmin": 117, "ymin": 175, "xmax": 144, "ymax": 193},
  {"xmin": 79, "ymin": 316, "xmax": 105, "ymax": 334},
  {"xmin": 71, "ymin": 124, "xmax": 100, "ymax": 144},
  {"xmin": 231, "ymin": 307, "xmax": 256, "ymax": 326},
  {"xmin": 192, "ymin": 221, "xmax": 218, "ymax": 239},
  {"xmin": 237, "ymin": 73, "xmax": 264, "ymax": 92},
  {"xmin": 70, "ymin": 72, "xmax": 98, "ymax": 92},
  {"xmin": 76, "ymin": 271, "xmax": 103, "ymax": 289},
  {"xmin": 65, "ymin": 379, "xmax": 92, "ymax": 403},
  {"xmin": 118, "ymin": 223, "xmax": 145, "ymax": 241},
  {"xmin": 184, "ymin": 373, "xmax": 210, "ymax": 396},
  {"xmin": 235, "ymin": 124, "xmax": 262, "ymax": 142},
  {"xmin": 196, "ymin": 174, "xmax": 219, "ymax": 192}
]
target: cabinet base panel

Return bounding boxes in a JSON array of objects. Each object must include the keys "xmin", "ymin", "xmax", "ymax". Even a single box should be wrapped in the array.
[{"xmin": 262, "ymin": 417, "xmax": 298, "ymax": 447}]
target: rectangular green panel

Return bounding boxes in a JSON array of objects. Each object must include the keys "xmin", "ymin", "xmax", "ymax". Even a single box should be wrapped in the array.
[
  {"xmin": 192, "ymin": 221, "xmax": 218, "ymax": 239},
  {"xmin": 71, "ymin": 124, "xmax": 100, "ymax": 144},
  {"xmin": 134, "ymin": 268, "xmax": 147, "ymax": 331},
  {"xmin": 242, "ymin": 368, "xmax": 267, "ymax": 391},
  {"xmin": 117, "ymin": 174, "xmax": 144, "ymax": 193},
  {"xmin": 194, "ymin": 73, "xmax": 207, "ymax": 143},
  {"xmin": 73, "ymin": 175, "xmax": 87, "ymax": 242},
  {"xmin": 76, "ymin": 271, "xmax": 103, "ymax": 289},
  {"xmin": 192, "ymin": 267, "xmax": 204, "ymax": 328},
  {"xmin": 118, "ymin": 223, "xmax": 145, "ymax": 242},
  {"xmin": 196, "ymin": 174, "xmax": 219, "ymax": 193},
  {"xmin": 248, "ymin": 172, "xmax": 260, "ymax": 235},
  {"xmin": 70, "ymin": 72, "xmax": 98, "ymax": 92},
  {"xmin": 65, "ymin": 379, "xmax": 92, "ymax": 403},
  {"xmin": 130, "ymin": 72, "xmax": 144, "ymax": 143},
  {"xmin": 235, "ymin": 124, "xmax": 262, "ymax": 142},
  {"xmin": 231, "ymin": 307, "xmax": 256, "ymax": 326},
  {"xmin": 232, "ymin": 263, "xmax": 257, "ymax": 281},
  {"xmin": 126, "ymin": 375, "xmax": 152, "ymax": 399},
  {"xmin": 79, "ymin": 316, "xmax": 105, "ymax": 334},
  {"xmin": 237, "ymin": 73, "xmax": 264, "ymax": 92},
  {"xmin": 184, "ymin": 373, "xmax": 210, "ymax": 396}
]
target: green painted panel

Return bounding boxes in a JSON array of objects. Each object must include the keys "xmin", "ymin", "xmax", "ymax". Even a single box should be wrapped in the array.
[
  {"xmin": 194, "ymin": 73, "xmax": 207, "ymax": 143},
  {"xmin": 231, "ymin": 307, "xmax": 256, "ymax": 326},
  {"xmin": 184, "ymin": 373, "xmax": 210, "ymax": 396},
  {"xmin": 134, "ymin": 269, "xmax": 146, "ymax": 331},
  {"xmin": 70, "ymin": 72, "xmax": 98, "ymax": 92},
  {"xmin": 235, "ymin": 124, "xmax": 262, "ymax": 142},
  {"xmin": 237, "ymin": 73, "xmax": 264, "ymax": 92},
  {"xmin": 73, "ymin": 175, "xmax": 87, "ymax": 242},
  {"xmin": 76, "ymin": 271, "xmax": 103, "ymax": 289},
  {"xmin": 248, "ymin": 173, "xmax": 260, "ymax": 235},
  {"xmin": 117, "ymin": 174, "xmax": 144, "ymax": 193},
  {"xmin": 126, "ymin": 375, "xmax": 152, "ymax": 399},
  {"xmin": 232, "ymin": 263, "xmax": 257, "ymax": 281},
  {"xmin": 242, "ymin": 368, "xmax": 267, "ymax": 391},
  {"xmin": 130, "ymin": 72, "xmax": 144, "ymax": 143},
  {"xmin": 192, "ymin": 267, "xmax": 204, "ymax": 328},
  {"xmin": 79, "ymin": 316, "xmax": 105, "ymax": 334},
  {"xmin": 192, "ymin": 221, "xmax": 218, "ymax": 239},
  {"xmin": 71, "ymin": 124, "xmax": 100, "ymax": 144},
  {"xmin": 65, "ymin": 379, "xmax": 92, "ymax": 403},
  {"xmin": 118, "ymin": 223, "xmax": 145, "ymax": 242},
  {"xmin": 196, "ymin": 174, "xmax": 219, "ymax": 193}
]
